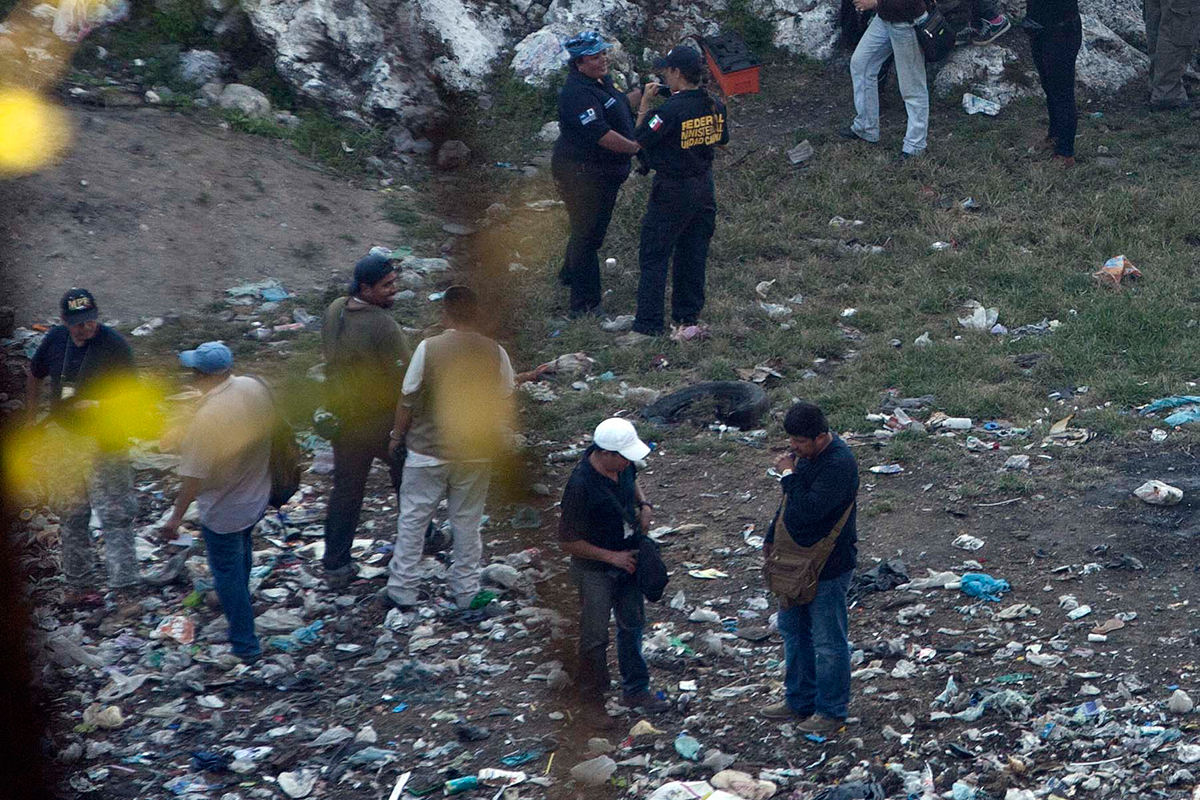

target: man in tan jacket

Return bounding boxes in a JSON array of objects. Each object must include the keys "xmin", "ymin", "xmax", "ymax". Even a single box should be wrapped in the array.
[{"xmin": 384, "ymin": 286, "xmax": 515, "ymax": 610}]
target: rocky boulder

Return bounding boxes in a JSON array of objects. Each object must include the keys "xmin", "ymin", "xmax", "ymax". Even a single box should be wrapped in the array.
[
  {"xmin": 1076, "ymin": 14, "xmax": 1149, "ymax": 92},
  {"xmin": 932, "ymin": 44, "xmax": 1031, "ymax": 105},
  {"xmin": 179, "ymin": 49, "xmax": 223, "ymax": 85},
  {"xmin": 1079, "ymin": 0, "xmax": 1145, "ymax": 47},
  {"xmin": 752, "ymin": 0, "xmax": 842, "ymax": 61},
  {"xmin": 217, "ymin": 83, "xmax": 271, "ymax": 117},
  {"xmin": 510, "ymin": 0, "xmax": 645, "ymax": 86}
]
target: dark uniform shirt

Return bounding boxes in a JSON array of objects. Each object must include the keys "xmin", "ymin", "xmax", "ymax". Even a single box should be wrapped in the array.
[
  {"xmin": 30, "ymin": 324, "xmax": 134, "ymax": 415},
  {"xmin": 558, "ymin": 446, "xmax": 640, "ymax": 570},
  {"xmin": 553, "ymin": 69, "xmax": 637, "ymax": 173},
  {"xmin": 635, "ymin": 88, "xmax": 729, "ymax": 178},
  {"xmin": 766, "ymin": 434, "xmax": 860, "ymax": 580}
]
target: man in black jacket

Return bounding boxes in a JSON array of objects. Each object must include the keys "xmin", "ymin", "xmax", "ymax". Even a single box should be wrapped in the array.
[
  {"xmin": 557, "ymin": 418, "xmax": 669, "ymax": 728},
  {"xmin": 761, "ymin": 402, "xmax": 859, "ymax": 734}
]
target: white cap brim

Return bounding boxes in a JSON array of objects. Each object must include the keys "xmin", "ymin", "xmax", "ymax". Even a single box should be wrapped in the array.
[{"xmin": 617, "ymin": 438, "xmax": 651, "ymax": 462}]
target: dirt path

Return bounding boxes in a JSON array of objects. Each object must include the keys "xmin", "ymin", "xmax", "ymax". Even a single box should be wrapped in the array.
[{"xmin": 0, "ymin": 105, "xmax": 399, "ymax": 325}]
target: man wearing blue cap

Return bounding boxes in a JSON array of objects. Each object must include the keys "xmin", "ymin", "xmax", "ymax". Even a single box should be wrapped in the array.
[
  {"xmin": 320, "ymin": 253, "xmax": 413, "ymax": 589},
  {"xmin": 161, "ymin": 341, "xmax": 273, "ymax": 663},
  {"xmin": 553, "ymin": 31, "xmax": 643, "ymax": 317}
]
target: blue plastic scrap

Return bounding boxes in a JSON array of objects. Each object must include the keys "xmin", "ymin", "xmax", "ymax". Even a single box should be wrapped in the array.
[
  {"xmin": 960, "ymin": 572, "xmax": 1010, "ymax": 602},
  {"xmin": 1140, "ymin": 396, "xmax": 1200, "ymax": 427}
]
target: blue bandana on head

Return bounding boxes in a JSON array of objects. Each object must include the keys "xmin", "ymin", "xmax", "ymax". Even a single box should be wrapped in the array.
[{"xmin": 564, "ymin": 30, "xmax": 613, "ymax": 58}]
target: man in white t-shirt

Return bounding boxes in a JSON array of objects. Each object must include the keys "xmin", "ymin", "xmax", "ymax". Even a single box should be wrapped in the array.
[
  {"xmin": 161, "ymin": 341, "xmax": 273, "ymax": 662},
  {"xmin": 385, "ymin": 286, "xmax": 515, "ymax": 611}
]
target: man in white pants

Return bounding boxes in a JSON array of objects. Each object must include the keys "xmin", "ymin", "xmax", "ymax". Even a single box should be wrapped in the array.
[
  {"xmin": 837, "ymin": 0, "xmax": 929, "ymax": 159},
  {"xmin": 385, "ymin": 286, "xmax": 515, "ymax": 610}
]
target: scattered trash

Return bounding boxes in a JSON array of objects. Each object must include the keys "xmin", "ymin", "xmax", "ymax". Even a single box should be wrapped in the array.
[
  {"xmin": 786, "ymin": 139, "xmax": 814, "ymax": 165},
  {"xmin": 931, "ymin": 241, "xmax": 953, "ymax": 251},
  {"xmin": 150, "ymin": 615, "xmax": 195, "ymax": 645},
  {"xmin": 758, "ymin": 301, "xmax": 793, "ymax": 320},
  {"xmin": 957, "ymin": 300, "xmax": 999, "ymax": 331},
  {"xmin": 914, "ymin": 332, "xmax": 932, "ymax": 348},
  {"xmin": 601, "ymin": 315, "xmax": 636, "ymax": 332},
  {"xmin": 670, "ymin": 324, "xmax": 711, "ymax": 342},
  {"xmin": 1003, "ymin": 455, "xmax": 1030, "ymax": 470},
  {"xmin": 1092, "ymin": 255, "xmax": 1141, "ymax": 287},
  {"xmin": 960, "ymin": 572, "xmax": 1010, "ymax": 601},
  {"xmin": 569, "ymin": 755, "xmax": 616, "ymax": 786},
  {"xmin": 1169, "ymin": 689, "xmax": 1195, "ymax": 714},
  {"xmin": 962, "ymin": 93, "xmax": 1001, "ymax": 115},
  {"xmin": 952, "ymin": 534, "xmax": 985, "ymax": 551},
  {"xmin": 1134, "ymin": 479, "xmax": 1183, "ymax": 505},
  {"xmin": 869, "ymin": 464, "xmax": 904, "ymax": 474},
  {"xmin": 1141, "ymin": 395, "xmax": 1200, "ymax": 427},
  {"xmin": 673, "ymin": 733, "xmax": 702, "ymax": 760}
]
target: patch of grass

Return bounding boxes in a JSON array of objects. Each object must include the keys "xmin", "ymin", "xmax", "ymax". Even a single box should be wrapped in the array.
[
  {"xmin": 195, "ymin": 192, "xmax": 212, "ymax": 206},
  {"xmin": 382, "ymin": 196, "xmax": 421, "ymax": 227},
  {"xmin": 444, "ymin": 73, "xmax": 562, "ymax": 167},
  {"xmin": 717, "ymin": 0, "xmax": 779, "ymax": 58}
]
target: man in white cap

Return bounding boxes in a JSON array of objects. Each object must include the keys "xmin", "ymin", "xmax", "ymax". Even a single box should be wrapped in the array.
[{"xmin": 558, "ymin": 417, "xmax": 669, "ymax": 727}]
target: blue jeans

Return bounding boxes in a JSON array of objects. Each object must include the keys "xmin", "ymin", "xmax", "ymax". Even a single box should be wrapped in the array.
[
  {"xmin": 777, "ymin": 569, "xmax": 853, "ymax": 719},
  {"xmin": 203, "ymin": 525, "xmax": 261, "ymax": 659},
  {"xmin": 849, "ymin": 16, "xmax": 929, "ymax": 154},
  {"xmin": 573, "ymin": 564, "xmax": 649, "ymax": 697}
]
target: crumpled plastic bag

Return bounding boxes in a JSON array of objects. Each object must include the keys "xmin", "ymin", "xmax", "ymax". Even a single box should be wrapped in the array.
[
  {"xmin": 150, "ymin": 615, "xmax": 195, "ymax": 645},
  {"xmin": 82, "ymin": 703, "xmax": 125, "ymax": 729},
  {"xmin": 960, "ymin": 572, "xmax": 1010, "ymax": 602},
  {"xmin": 957, "ymin": 300, "xmax": 999, "ymax": 331},
  {"xmin": 1140, "ymin": 395, "xmax": 1200, "ymax": 427},
  {"xmin": 1134, "ymin": 479, "xmax": 1183, "ymax": 506},
  {"xmin": 1092, "ymin": 255, "xmax": 1141, "ymax": 287}
]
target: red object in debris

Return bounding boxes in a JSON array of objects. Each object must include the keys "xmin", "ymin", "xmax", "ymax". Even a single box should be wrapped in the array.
[{"xmin": 700, "ymin": 31, "xmax": 761, "ymax": 97}]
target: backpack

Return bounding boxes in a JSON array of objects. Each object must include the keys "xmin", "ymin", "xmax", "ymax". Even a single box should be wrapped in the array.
[{"xmin": 251, "ymin": 377, "xmax": 302, "ymax": 508}]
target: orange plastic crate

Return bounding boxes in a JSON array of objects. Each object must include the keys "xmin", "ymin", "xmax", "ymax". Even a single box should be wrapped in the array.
[{"xmin": 704, "ymin": 46, "xmax": 761, "ymax": 96}]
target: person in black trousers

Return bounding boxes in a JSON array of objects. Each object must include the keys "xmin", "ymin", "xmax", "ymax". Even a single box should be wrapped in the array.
[
  {"xmin": 619, "ymin": 45, "xmax": 728, "ymax": 344},
  {"xmin": 1025, "ymin": 0, "xmax": 1081, "ymax": 167},
  {"xmin": 552, "ymin": 31, "xmax": 642, "ymax": 317}
]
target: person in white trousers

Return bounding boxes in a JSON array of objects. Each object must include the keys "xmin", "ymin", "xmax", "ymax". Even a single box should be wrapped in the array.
[
  {"xmin": 384, "ymin": 286, "xmax": 515, "ymax": 610},
  {"xmin": 838, "ymin": 0, "xmax": 930, "ymax": 159}
]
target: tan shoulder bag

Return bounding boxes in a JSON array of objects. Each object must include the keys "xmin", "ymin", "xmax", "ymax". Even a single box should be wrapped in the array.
[{"xmin": 764, "ymin": 497, "xmax": 854, "ymax": 608}]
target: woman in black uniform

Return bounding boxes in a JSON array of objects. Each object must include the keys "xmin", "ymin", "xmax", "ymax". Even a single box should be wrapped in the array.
[
  {"xmin": 552, "ymin": 31, "xmax": 642, "ymax": 317},
  {"xmin": 621, "ymin": 45, "xmax": 728, "ymax": 343}
]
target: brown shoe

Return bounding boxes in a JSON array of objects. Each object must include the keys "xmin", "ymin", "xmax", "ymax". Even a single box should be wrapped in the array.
[
  {"xmin": 579, "ymin": 701, "xmax": 617, "ymax": 730},
  {"xmin": 1052, "ymin": 155, "xmax": 1076, "ymax": 169},
  {"xmin": 760, "ymin": 701, "xmax": 809, "ymax": 720},
  {"xmin": 622, "ymin": 690, "xmax": 672, "ymax": 714},
  {"xmin": 797, "ymin": 713, "xmax": 846, "ymax": 735}
]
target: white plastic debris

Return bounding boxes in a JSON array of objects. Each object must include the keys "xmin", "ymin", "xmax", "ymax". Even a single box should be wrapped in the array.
[
  {"xmin": 1169, "ymin": 689, "xmax": 1195, "ymax": 714},
  {"xmin": 570, "ymin": 755, "xmax": 617, "ymax": 786},
  {"xmin": 952, "ymin": 534, "xmax": 985, "ymax": 551},
  {"xmin": 1134, "ymin": 480, "xmax": 1183, "ymax": 505}
]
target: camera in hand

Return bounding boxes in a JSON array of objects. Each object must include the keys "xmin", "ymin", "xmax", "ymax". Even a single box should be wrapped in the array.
[{"xmin": 654, "ymin": 81, "xmax": 671, "ymax": 98}]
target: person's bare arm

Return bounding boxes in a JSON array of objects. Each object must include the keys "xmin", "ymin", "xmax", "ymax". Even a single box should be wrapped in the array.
[
  {"xmin": 597, "ymin": 130, "xmax": 641, "ymax": 154},
  {"xmin": 160, "ymin": 476, "xmax": 203, "ymax": 538},
  {"xmin": 387, "ymin": 404, "xmax": 413, "ymax": 459},
  {"xmin": 561, "ymin": 539, "xmax": 637, "ymax": 574}
]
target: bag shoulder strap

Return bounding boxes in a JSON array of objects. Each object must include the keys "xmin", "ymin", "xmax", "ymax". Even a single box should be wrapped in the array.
[{"xmin": 774, "ymin": 496, "xmax": 855, "ymax": 555}]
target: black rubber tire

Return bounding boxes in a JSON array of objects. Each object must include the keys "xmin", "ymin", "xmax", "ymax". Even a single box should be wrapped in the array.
[{"xmin": 640, "ymin": 381, "xmax": 770, "ymax": 429}]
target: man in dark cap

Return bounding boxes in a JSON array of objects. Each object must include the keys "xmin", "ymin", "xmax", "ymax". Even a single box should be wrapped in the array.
[
  {"xmin": 25, "ymin": 288, "xmax": 139, "ymax": 609},
  {"xmin": 320, "ymin": 253, "xmax": 414, "ymax": 589}
]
